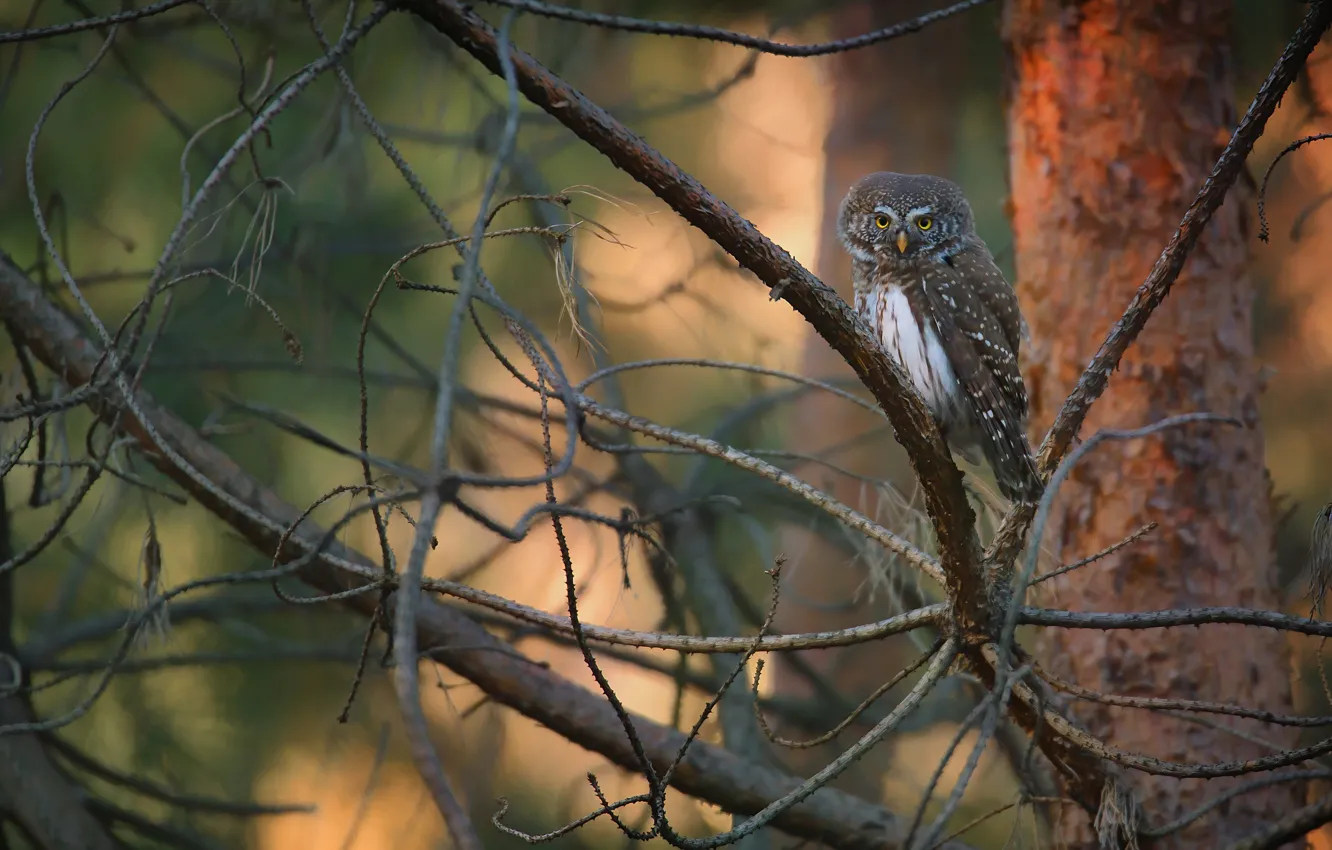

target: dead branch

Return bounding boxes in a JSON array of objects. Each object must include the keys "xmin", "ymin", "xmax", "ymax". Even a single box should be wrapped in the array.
[
  {"xmin": 471, "ymin": 0, "xmax": 991, "ymax": 57},
  {"xmin": 0, "ymin": 251, "xmax": 975, "ymax": 850},
  {"xmin": 399, "ymin": 0, "xmax": 989, "ymax": 629}
]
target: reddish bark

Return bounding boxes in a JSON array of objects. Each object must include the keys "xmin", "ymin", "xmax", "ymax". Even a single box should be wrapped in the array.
[{"xmin": 1004, "ymin": 1, "xmax": 1298, "ymax": 845}]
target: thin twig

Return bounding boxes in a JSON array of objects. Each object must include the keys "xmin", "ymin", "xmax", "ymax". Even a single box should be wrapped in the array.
[
  {"xmin": 388, "ymin": 10, "xmax": 519, "ymax": 848},
  {"xmin": 1221, "ymin": 788, "xmax": 1332, "ymax": 850},
  {"xmin": 474, "ymin": 0, "xmax": 991, "ymax": 57},
  {"xmin": 0, "ymin": 0, "xmax": 188, "ymax": 42},
  {"xmin": 1032, "ymin": 523, "xmax": 1157, "ymax": 586}
]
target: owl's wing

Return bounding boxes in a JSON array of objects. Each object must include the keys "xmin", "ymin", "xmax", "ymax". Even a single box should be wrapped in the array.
[
  {"xmin": 914, "ymin": 260, "xmax": 1042, "ymax": 501},
  {"xmin": 954, "ymin": 240, "xmax": 1026, "ymax": 359}
]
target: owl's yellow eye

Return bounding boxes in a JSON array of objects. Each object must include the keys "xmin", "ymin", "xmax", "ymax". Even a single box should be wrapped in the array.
[
  {"xmin": 873, "ymin": 214, "xmax": 890, "ymax": 229},
  {"xmin": 917, "ymin": 216, "xmax": 934, "ymax": 231}
]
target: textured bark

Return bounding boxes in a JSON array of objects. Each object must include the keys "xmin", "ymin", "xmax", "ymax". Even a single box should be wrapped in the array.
[
  {"xmin": 774, "ymin": 0, "xmax": 969, "ymax": 785},
  {"xmin": 1004, "ymin": 1, "xmax": 1298, "ymax": 845}
]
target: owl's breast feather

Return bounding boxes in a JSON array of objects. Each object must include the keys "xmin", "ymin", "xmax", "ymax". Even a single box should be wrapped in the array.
[{"xmin": 862, "ymin": 284, "xmax": 961, "ymax": 422}]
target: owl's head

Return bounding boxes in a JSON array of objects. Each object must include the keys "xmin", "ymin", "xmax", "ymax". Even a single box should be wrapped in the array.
[{"xmin": 836, "ymin": 172, "xmax": 975, "ymax": 264}]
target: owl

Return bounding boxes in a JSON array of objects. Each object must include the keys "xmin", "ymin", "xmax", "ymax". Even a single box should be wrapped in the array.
[{"xmin": 836, "ymin": 171, "xmax": 1043, "ymax": 503}]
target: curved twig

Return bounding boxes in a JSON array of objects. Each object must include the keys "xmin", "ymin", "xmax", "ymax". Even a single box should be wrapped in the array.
[{"xmin": 475, "ymin": 0, "xmax": 990, "ymax": 58}]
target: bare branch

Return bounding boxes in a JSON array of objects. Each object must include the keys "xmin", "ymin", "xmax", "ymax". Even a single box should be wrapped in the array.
[
  {"xmin": 0, "ymin": 253, "xmax": 974, "ymax": 850},
  {"xmin": 1222, "ymin": 788, "xmax": 1332, "ymax": 850},
  {"xmin": 403, "ymin": 0, "xmax": 988, "ymax": 626},
  {"xmin": 1035, "ymin": 661, "xmax": 1332, "ymax": 728},
  {"xmin": 1018, "ymin": 606, "xmax": 1332, "ymax": 637},
  {"xmin": 473, "ymin": 0, "xmax": 991, "ymax": 57},
  {"xmin": 1032, "ymin": 522, "xmax": 1157, "ymax": 586},
  {"xmin": 426, "ymin": 579, "xmax": 945, "ymax": 653},
  {"xmin": 751, "ymin": 639, "xmax": 943, "ymax": 750},
  {"xmin": 0, "ymin": 0, "xmax": 189, "ymax": 43},
  {"xmin": 661, "ymin": 639, "xmax": 960, "ymax": 850},
  {"xmin": 1010, "ymin": 675, "xmax": 1332, "ymax": 779},
  {"xmin": 48, "ymin": 737, "xmax": 314, "ymax": 817},
  {"xmin": 1142, "ymin": 771, "xmax": 1332, "ymax": 840},
  {"xmin": 580, "ymin": 396, "xmax": 942, "ymax": 584}
]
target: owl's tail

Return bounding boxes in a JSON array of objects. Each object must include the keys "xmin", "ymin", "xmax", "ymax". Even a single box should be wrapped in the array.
[{"xmin": 995, "ymin": 442, "xmax": 1044, "ymax": 504}]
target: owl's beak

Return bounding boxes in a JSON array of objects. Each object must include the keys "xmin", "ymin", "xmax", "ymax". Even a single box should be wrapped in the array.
[{"xmin": 895, "ymin": 231, "xmax": 909, "ymax": 254}]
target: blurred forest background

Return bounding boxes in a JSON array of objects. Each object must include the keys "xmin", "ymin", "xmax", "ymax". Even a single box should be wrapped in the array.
[{"xmin": 0, "ymin": 0, "xmax": 1330, "ymax": 848}]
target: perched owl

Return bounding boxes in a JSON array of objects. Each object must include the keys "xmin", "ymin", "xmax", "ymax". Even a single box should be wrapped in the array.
[{"xmin": 836, "ymin": 171, "xmax": 1043, "ymax": 503}]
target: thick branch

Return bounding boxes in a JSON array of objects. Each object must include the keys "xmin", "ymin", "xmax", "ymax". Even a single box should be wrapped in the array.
[{"xmin": 399, "ymin": 0, "xmax": 989, "ymax": 625}]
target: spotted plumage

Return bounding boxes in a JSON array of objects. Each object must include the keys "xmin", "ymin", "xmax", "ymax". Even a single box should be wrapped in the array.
[{"xmin": 836, "ymin": 171, "xmax": 1043, "ymax": 503}]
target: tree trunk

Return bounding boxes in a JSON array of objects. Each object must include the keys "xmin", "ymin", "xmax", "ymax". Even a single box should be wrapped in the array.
[{"xmin": 1004, "ymin": 1, "xmax": 1299, "ymax": 845}]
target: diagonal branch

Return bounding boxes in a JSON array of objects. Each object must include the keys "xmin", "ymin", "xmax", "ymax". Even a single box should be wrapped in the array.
[
  {"xmin": 0, "ymin": 252, "xmax": 976, "ymax": 850},
  {"xmin": 391, "ymin": 0, "xmax": 1142, "ymax": 824},
  {"xmin": 400, "ymin": 0, "xmax": 988, "ymax": 630}
]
